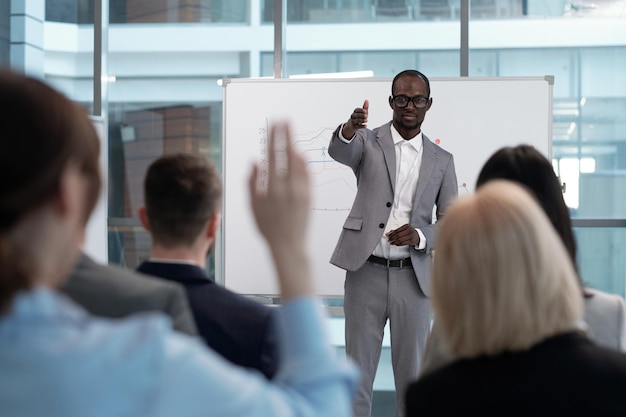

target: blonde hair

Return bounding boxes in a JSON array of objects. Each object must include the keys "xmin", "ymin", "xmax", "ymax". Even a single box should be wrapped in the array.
[{"xmin": 432, "ymin": 180, "xmax": 583, "ymax": 358}]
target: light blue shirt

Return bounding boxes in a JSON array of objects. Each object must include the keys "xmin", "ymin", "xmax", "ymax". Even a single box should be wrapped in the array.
[{"xmin": 0, "ymin": 288, "xmax": 358, "ymax": 417}]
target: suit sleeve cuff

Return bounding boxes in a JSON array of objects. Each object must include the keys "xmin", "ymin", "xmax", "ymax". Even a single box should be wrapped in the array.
[
  {"xmin": 337, "ymin": 124, "xmax": 352, "ymax": 143},
  {"xmin": 414, "ymin": 228, "xmax": 426, "ymax": 251}
]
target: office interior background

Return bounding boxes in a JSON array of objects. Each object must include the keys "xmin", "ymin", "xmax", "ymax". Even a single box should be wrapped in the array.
[{"xmin": 3, "ymin": 0, "xmax": 625, "ymax": 415}]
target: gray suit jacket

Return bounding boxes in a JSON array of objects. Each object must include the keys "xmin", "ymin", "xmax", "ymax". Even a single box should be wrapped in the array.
[
  {"xmin": 60, "ymin": 253, "xmax": 198, "ymax": 336},
  {"xmin": 328, "ymin": 122, "xmax": 458, "ymax": 296}
]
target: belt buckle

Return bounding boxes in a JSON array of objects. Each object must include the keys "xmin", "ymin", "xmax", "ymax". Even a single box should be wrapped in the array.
[
  {"xmin": 386, "ymin": 258, "xmax": 392, "ymax": 268},
  {"xmin": 398, "ymin": 259, "xmax": 403, "ymax": 268}
]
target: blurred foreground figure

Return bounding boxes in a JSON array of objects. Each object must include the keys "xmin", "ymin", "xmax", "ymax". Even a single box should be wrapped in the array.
[{"xmin": 0, "ymin": 70, "xmax": 357, "ymax": 417}]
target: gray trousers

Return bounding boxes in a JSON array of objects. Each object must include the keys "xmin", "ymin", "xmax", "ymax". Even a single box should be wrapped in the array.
[{"xmin": 344, "ymin": 261, "xmax": 431, "ymax": 417}]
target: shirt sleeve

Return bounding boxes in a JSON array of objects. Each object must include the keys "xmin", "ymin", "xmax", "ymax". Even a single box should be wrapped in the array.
[
  {"xmin": 414, "ymin": 228, "xmax": 427, "ymax": 251},
  {"xmin": 154, "ymin": 297, "xmax": 359, "ymax": 417},
  {"xmin": 337, "ymin": 123, "xmax": 353, "ymax": 143}
]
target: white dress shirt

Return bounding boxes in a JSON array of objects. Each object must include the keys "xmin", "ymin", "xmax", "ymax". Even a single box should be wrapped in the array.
[{"xmin": 339, "ymin": 124, "xmax": 426, "ymax": 260}]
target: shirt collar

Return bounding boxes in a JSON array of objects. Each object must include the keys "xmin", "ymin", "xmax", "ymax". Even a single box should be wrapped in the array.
[
  {"xmin": 147, "ymin": 258, "xmax": 200, "ymax": 267},
  {"xmin": 390, "ymin": 124, "xmax": 423, "ymax": 153}
]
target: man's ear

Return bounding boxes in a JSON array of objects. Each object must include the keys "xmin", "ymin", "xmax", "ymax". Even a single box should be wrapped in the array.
[
  {"xmin": 206, "ymin": 212, "xmax": 221, "ymax": 241},
  {"xmin": 138, "ymin": 206, "xmax": 151, "ymax": 231}
]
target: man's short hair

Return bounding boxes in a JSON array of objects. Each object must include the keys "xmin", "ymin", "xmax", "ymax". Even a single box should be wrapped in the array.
[
  {"xmin": 391, "ymin": 69, "xmax": 431, "ymax": 97},
  {"xmin": 143, "ymin": 153, "xmax": 222, "ymax": 248}
]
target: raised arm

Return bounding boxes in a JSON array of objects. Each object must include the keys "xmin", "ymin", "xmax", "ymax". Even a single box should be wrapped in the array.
[
  {"xmin": 249, "ymin": 121, "xmax": 314, "ymax": 299},
  {"xmin": 329, "ymin": 100, "xmax": 371, "ymax": 171}
]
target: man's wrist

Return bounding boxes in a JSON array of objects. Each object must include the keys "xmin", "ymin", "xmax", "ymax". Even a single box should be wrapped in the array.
[
  {"xmin": 340, "ymin": 123, "xmax": 355, "ymax": 141},
  {"xmin": 414, "ymin": 228, "xmax": 426, "ymax": 250}
]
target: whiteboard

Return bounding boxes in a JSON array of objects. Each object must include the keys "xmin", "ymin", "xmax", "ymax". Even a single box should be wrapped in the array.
[{"xmin": 222, "ymin": 77, "xmax": 553, "ymax": 296}]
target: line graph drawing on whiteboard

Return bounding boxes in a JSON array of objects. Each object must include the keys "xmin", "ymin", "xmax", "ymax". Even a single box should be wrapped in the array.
[{"xmin": 259, "ymin": 121, "xmax": 357, "ymax": 212}]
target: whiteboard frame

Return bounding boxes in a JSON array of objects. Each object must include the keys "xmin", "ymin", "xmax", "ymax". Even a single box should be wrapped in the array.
[{"xmin": 221, "ymin": 76, "xmax": 553, "ymax": 297}]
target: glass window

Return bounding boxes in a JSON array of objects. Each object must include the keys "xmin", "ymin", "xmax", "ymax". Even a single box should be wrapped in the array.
[
  {"xmin": 261, "ymin": 50, "xmax": 460, "ymax": 78},
  {"xmin": 106, "ymin": 100, "xmax": 221, "ymax": 274},
  {"xmin": 46, "ymin": 0, "xmax": 93, "ymax": 23},
  {"xmin": 46, "ymin": 0, "xmax": 250, "ymax": 24},
  {"xmin": 468, "ymin": 4, "xmax": 626, "ymax": 299},
  {"xmin": 104, "ymin": 0, "xmax": 252, "ymax": 277},
  {"xmin": 112, "ymin": 0, "xmax": 248, "ymax": 24},
  {"xmin": 575, "ymin": 227, "xmax": 626, "ymax": 296},
  {"xmin": 0, "ymin": 2, "xmax": 10, "ymax": 66},
  {"xmin": 261, "ymin": 0, "xmax": 489, "ymax": 23}
]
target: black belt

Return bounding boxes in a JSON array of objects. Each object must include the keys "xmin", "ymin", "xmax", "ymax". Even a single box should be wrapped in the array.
[{"xmin": 367, "ymin": 255, "xmax": 412, "ymax": 268}]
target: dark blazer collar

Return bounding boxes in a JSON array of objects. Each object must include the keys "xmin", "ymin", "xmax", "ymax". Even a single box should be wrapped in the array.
[{"xmin": 137, "ymin": 260, "xmax": 214, "ymax": 284}]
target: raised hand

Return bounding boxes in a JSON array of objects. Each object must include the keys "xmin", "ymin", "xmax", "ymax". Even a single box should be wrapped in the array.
[
  {"xmin": 342, "ymin": 99, "xmax": 369, "ymax": 139},
  {"xmin": 249, "ymin": 121, "xmax": 313, "ymax": 299}
]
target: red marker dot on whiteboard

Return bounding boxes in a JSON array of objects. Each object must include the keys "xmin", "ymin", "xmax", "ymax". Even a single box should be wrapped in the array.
[
  {"xmin": 435, "ymin": 138, "xmax": 441, "ymax": 144},
  {"xmin": 462, "ymin": 182, "xmax": 467, "ymax": 187}
]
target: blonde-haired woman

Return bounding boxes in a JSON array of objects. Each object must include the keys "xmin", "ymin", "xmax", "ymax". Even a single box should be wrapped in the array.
[{"xmin": 405, "ymin": 180, "xmax": 626, "ymax": 416}]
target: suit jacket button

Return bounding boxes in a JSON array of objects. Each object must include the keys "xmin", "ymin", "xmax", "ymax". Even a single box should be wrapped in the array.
[
  {"xmin": 386, "ymin": 202, "xmax": 392, "ymax": 207},
  {"xmin": 379, "ymin": 223, "xmax": 385, "ymax": 229}
]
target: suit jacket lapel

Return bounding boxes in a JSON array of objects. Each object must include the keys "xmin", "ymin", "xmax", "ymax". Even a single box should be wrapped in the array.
[
  {"xmin": 413, "ymin": 135, "xmax": 437, "ymax": 208},
  {"xmin": 377, "ymin": 122, "xmax": 396, "ymax": 193}
]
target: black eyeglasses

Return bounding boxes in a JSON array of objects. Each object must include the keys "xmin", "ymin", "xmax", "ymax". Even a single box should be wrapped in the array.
[{"xmin": 391, "ymin": 95, "xmax": 430, "ymax": 109}]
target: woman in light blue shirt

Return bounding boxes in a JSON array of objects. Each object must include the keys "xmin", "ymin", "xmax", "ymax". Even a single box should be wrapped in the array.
[{"xmin": 0, "ymin": 70, "xmax": 357, "ymax": 417}]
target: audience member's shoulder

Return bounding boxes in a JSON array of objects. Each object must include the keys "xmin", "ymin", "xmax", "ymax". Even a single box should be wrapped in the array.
[
  {"xmin": 80, "ymin": 308, "xmax": 181, "ymax": 366},
  {"xmin": 582, "ymin": 289, "xmax": 626, "ymax": 350},
  {"xmin": 585, "ymin": 288, "xmax": 625, "ymax": 328},
  {"xmin": 210, "ymin": 283, "xmax": 273, "ymax": 314},
  {"xmin": 585, "ymin": 287, "xmax": 625, "ymax": 309},
  {"xmin": 68, "ymin": 253, "xmax": 183, "ymax": 294},
  {"xmin": 574, "ymin": 336, "xmax": 626, "ymax": 377}
]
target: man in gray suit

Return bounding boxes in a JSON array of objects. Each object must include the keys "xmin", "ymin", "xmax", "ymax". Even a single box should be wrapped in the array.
[
  {"xmin": 61, "ymin": 252, "xmax": 198, "ymax": 336},
  {"xmin": 328, "ymin": 69, "xmax": 458, "ymax": 417}
]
